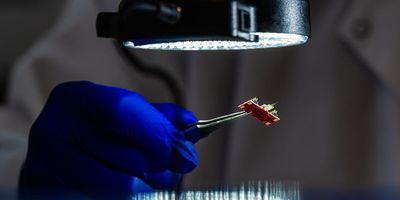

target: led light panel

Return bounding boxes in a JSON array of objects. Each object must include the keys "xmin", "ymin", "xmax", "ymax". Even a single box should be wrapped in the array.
[{"xmin": 124, "ymin": 33, "xmax": 308, "ymax": 50}]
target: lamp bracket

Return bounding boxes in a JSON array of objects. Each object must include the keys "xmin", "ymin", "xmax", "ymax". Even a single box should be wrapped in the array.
[{"xmin": 231, "ymin": 1, "xmax": 258, "ymax": 42}]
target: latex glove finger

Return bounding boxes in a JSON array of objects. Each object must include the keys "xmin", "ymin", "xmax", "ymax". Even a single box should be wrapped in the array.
[
  {"xmin": 150, "ymin": 102, "xmax": 199, "ymax": 172},
  {"xmin": 142, "ymin": 170, "xmax": 183, "ymax": 190},
  {"xmin": 48, "ymin": 81, "xmax": 197, "ymax": 173},
  {"xmin": 151, "ymin": 103, "xmax": 198, "ymax": 130}
]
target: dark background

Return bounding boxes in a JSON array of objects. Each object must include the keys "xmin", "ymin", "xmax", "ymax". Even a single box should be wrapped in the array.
[{"xmin": 0, "ymin": 0, "xmax": 64, "ymax": 102}]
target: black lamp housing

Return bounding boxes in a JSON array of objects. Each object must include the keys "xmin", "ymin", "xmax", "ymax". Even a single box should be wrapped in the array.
[{"xmin": 97, "ymin": 0, "xmax": 311, "ymax": 50}]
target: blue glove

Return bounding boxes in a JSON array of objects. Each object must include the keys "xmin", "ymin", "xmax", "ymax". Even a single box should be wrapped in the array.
[{"xmin": 19, "ymin": 81, "xmax": 199, "ymax": 199}]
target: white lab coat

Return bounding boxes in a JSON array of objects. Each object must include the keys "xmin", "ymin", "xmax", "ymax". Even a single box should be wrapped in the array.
[{"xmin": 1, "ymin": 0, "xmax": 400, "ymax": 198}]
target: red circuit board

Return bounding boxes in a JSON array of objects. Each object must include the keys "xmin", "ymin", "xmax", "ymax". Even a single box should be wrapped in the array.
[{"xmin": 238, "ymin": 98, "xmax": 280, "ymax": 126}]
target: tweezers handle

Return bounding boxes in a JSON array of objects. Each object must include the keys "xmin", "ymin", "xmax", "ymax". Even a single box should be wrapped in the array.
[
  {"xmin": 183, "ymin": 111, "xmax": 249, "ymax": 143},
  {"xmin": 183, "ymin": 123, "xmax": 223, "ymax": 143},
  {"xmin": 196, "ymin": 111, "xmax": 247, "ymax": 125}
]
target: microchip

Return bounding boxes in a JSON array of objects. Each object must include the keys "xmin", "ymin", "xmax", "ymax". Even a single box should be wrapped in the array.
[{"xmin": 238, "ymin": 97, "xmax": 280, "ymax": 126}]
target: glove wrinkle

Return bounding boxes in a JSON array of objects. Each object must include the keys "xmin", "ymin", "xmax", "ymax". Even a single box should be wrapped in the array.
[{"xmin": 20, "ymin": 81, "xmax": 199, "ymax": 198}]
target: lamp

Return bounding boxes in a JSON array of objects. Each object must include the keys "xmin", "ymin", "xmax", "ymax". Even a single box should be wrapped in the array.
[{"xmin": 97, "ymin": 0, "xmax": 311, "ymax": 50}]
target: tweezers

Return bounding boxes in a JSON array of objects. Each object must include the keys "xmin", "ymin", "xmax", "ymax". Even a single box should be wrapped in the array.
[{"xmin": 184, "ymin": 111, "xmax": 249, "ymax": 143}]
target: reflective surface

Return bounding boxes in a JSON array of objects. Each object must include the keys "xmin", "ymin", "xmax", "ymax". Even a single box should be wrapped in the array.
[
  {"xmin": 124, "ymin": 33, "xmax": 308, "ymax": 50},
  {"xmin": 131, "ymin": 181, "xmax": 300, "ymax": 200}
]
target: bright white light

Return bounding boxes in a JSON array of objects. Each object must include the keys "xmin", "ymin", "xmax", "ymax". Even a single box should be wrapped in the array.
[
  {"xmin": 124, "ymin": 33, "xmax": 308, "ymax": 51},
  {"xmin": 130, "ymin": 181, "xmax": 300, "ymax": 200}
]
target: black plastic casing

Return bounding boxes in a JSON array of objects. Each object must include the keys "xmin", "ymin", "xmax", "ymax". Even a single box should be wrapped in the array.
[{"xmin": 96, "ymin": 0, "xmax": 311, "ymax": 45}]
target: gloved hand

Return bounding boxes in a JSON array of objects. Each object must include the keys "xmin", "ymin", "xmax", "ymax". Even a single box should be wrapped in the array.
[{"xmin": 19, "ymin": 81, "xmax": 198, "ymax": 199}]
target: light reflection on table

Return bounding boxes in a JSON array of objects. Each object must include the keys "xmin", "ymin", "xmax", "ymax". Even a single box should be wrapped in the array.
[{"xmin": 132, "ymin": 181, "xmax": 300, "ymax": 200}]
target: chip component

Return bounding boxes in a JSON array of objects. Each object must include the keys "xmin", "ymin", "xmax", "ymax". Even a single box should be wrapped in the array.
[{"xmin": 238, "ymin": 97, "xmax": 280, "ymax": 126}]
